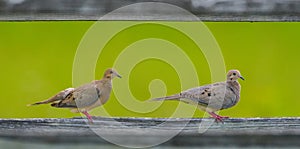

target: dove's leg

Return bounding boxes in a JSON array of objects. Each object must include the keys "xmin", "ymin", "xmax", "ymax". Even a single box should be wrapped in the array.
[
  {"xmin": 82, "ymin": 111, "xmax": 93, "ymax": 123},
  {"xmin": 208, "ymin": 112, "xmax": 229, "ymax": 122}
]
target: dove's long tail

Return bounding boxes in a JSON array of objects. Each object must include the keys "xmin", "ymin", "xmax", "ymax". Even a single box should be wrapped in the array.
[
  {"xmin": 27, "ymin": 98, "xmax": 58, "ymax": 106},
  {"xmin": 149, "ymin": 94, "xmax": 181, "ymax": 101},
  {"xmin": 27, "ymin": 94, "xmax": 64, "ymax": 106},
  {"xmin": 27, "ymin": 88, "xmax": 74, "ymax": 106},
  {"xmin": 28, "ymin": 101, "xmax": 48, "ymax": 106}
]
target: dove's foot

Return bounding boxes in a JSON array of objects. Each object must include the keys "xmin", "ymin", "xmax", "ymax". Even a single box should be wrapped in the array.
[
  {"xmin": 82, "ymin": 111, "xmax": 93, "ymax": 124},
  {"xmin": 208, "ymin": 112, "xmax": 229, "ymax": 123}
]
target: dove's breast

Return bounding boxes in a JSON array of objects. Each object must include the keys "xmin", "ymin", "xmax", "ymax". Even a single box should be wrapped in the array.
[
  {"xmin": 99, "ymin": 85, "xmax": 112, "ymax": 105},
  {"xmin": 221, "ymin": 82, "xmax": 241, "ymax": 109}
]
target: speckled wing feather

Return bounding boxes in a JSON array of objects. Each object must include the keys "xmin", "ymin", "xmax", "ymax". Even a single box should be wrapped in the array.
[
  {"xmin": 51, "ymin": 82, "xmax": 101, "ymax": 108},
  {"xmin": 180, "ymin": 82, "xmax": 236, "ymax": 110}
]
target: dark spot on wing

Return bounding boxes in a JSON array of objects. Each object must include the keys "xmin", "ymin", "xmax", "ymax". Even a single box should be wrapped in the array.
[
  {"xmin": 65, "ymin": 93, "xmax": 72, "ymax": 99},
  {"xmin": 96, "ymin": 88, "xmax": 101, "ymax": 98},
  {"xmin": 208, "ymin": 93, "xmax": 211, "ymax": 96},
  {"xmin": 197, "ymin": 100, "xmax": 208, "ymax": 106}
]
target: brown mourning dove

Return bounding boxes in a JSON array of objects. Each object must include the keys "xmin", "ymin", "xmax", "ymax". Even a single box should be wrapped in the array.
[
  {"xmin": 28, "ymin": 68, "xmax": 121, "ymax": 123},
  {"xmin": 151, "ymin": 70, "xmax": 244, "ymax": 122}
]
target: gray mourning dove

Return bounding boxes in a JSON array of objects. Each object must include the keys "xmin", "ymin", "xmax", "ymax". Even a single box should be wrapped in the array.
[
  {"xmin": 28, "ymin": 68, "xmax": 121, "ymax": 123},
  {"xmin": 151, "ymin": 70, "xmax": 244, "ymax": 122}
]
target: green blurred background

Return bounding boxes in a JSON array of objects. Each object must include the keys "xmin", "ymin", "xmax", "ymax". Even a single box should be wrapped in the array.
[{"xmin": 0, "ymin": 21, "xmax": 299, "ymax": 118}]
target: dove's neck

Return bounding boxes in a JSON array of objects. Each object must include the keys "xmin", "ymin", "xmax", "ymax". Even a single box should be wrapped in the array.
[
  {"xmin": 226, "ymin": 80, "xmax": 241, "ymax": 99},
  {"xmin": 97, "ymin": 77, "xmax": 112, "ymax": 90},
  {"xmin": 102, "ymin": 77, "xmax": 112, "ymax": 83},
  {"xmin": 227, "ymin": 81, "xmax": 240, "ymax": 90}
]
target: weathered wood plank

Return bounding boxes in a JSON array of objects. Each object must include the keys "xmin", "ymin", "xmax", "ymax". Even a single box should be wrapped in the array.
[
  {"xmin": 1, "ymin": 0, "xmax": 300, "ymax": 21},
  {"xmin": 0, "ymin": 117, "xmax": 300, "ymax": 147}
]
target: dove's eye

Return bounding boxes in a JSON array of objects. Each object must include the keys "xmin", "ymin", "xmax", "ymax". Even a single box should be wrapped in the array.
[
  {"xmin": 233, "ymin": 73, "xmax": 236, "ymax": 76},
  {"xmin": 110, "ymin": 71, "xmax": 113, "ymax": 74}
]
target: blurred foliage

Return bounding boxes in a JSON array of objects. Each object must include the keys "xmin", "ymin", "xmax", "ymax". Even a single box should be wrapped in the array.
[{"xmin": 0, "ymin": 21, "xmax": 299, "ymax": 118}]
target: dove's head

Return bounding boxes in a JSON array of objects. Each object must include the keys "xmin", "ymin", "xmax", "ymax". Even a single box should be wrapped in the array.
[
  {"xmin": 227, "ymin": 70, "xmax": 244, "ymax": 82},
  {"xmin": 104, "ymin": 68, "xmax": 122, "ymax": 79}
]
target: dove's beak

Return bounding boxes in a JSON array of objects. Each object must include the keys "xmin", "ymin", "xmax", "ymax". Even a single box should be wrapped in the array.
[
  {"xmin": 116, "ymin": 74, "xmax": 122, "ymax": 78},
  {"xmin": 239, "ymin": 76, "xmax": 245, "ymax": 80}
]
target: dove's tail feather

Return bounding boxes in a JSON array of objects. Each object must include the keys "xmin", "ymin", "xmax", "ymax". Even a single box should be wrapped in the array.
[
  {"xmin": 50, "ymin": 102, "xmax": 77, "ymax": 108},
  {"xmin": 149, "ymin": 94, "xmax": 181, "ymax": 101},
  {"xmin": 27, "ymin": 95, "xmax": 63, "ymax": 106},
  {"xmin": 27, "ymin": 88, "xmax": 74, "ymax": 107},
  {"xmin": 50, "ymin": 103, "xmax": 60, "ymax": 107},
  {"xmin": 27, "ymin": 99, "xmax": 54, "ymax": 106}
]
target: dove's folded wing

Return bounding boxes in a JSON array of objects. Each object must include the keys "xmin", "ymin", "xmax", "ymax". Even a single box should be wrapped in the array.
[
  {"xmin": 73, "ymin": 84, "xmax": 101, "ymax": 108},
  {"xmin": 180, "ymin": 82, "xmax": 227, "ymax": 110},
  {"xmin": 52, "ymin": 83, "xmax": 101, "ymax": 108}
]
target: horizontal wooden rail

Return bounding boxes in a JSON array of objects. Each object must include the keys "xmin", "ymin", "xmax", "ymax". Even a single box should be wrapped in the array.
[
  {"xmin": 0, "ymin": 117, "xmax": 300, "ymax": 147},
  {"xmin": 1, "ymin": 0, "xmax": 300, "ymax": 21}
]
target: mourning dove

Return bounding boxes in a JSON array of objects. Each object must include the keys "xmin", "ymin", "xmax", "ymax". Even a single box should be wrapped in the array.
[
  {"xmin": 151, "ymin": 70, "xmax": 244, "ymax": 122},
  {"xmin": 28, "ymin": 68, "xmax": 121, "ymax": 123}
]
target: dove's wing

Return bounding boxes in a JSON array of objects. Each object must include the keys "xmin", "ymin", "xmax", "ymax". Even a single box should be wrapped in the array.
[
  {"xmin": 180, "ymin": 82, "xmax": 233, "ymax": 110},
  {"xmin": 52, "ymin": 82, "xmax": 101, "ymax": 108}
]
